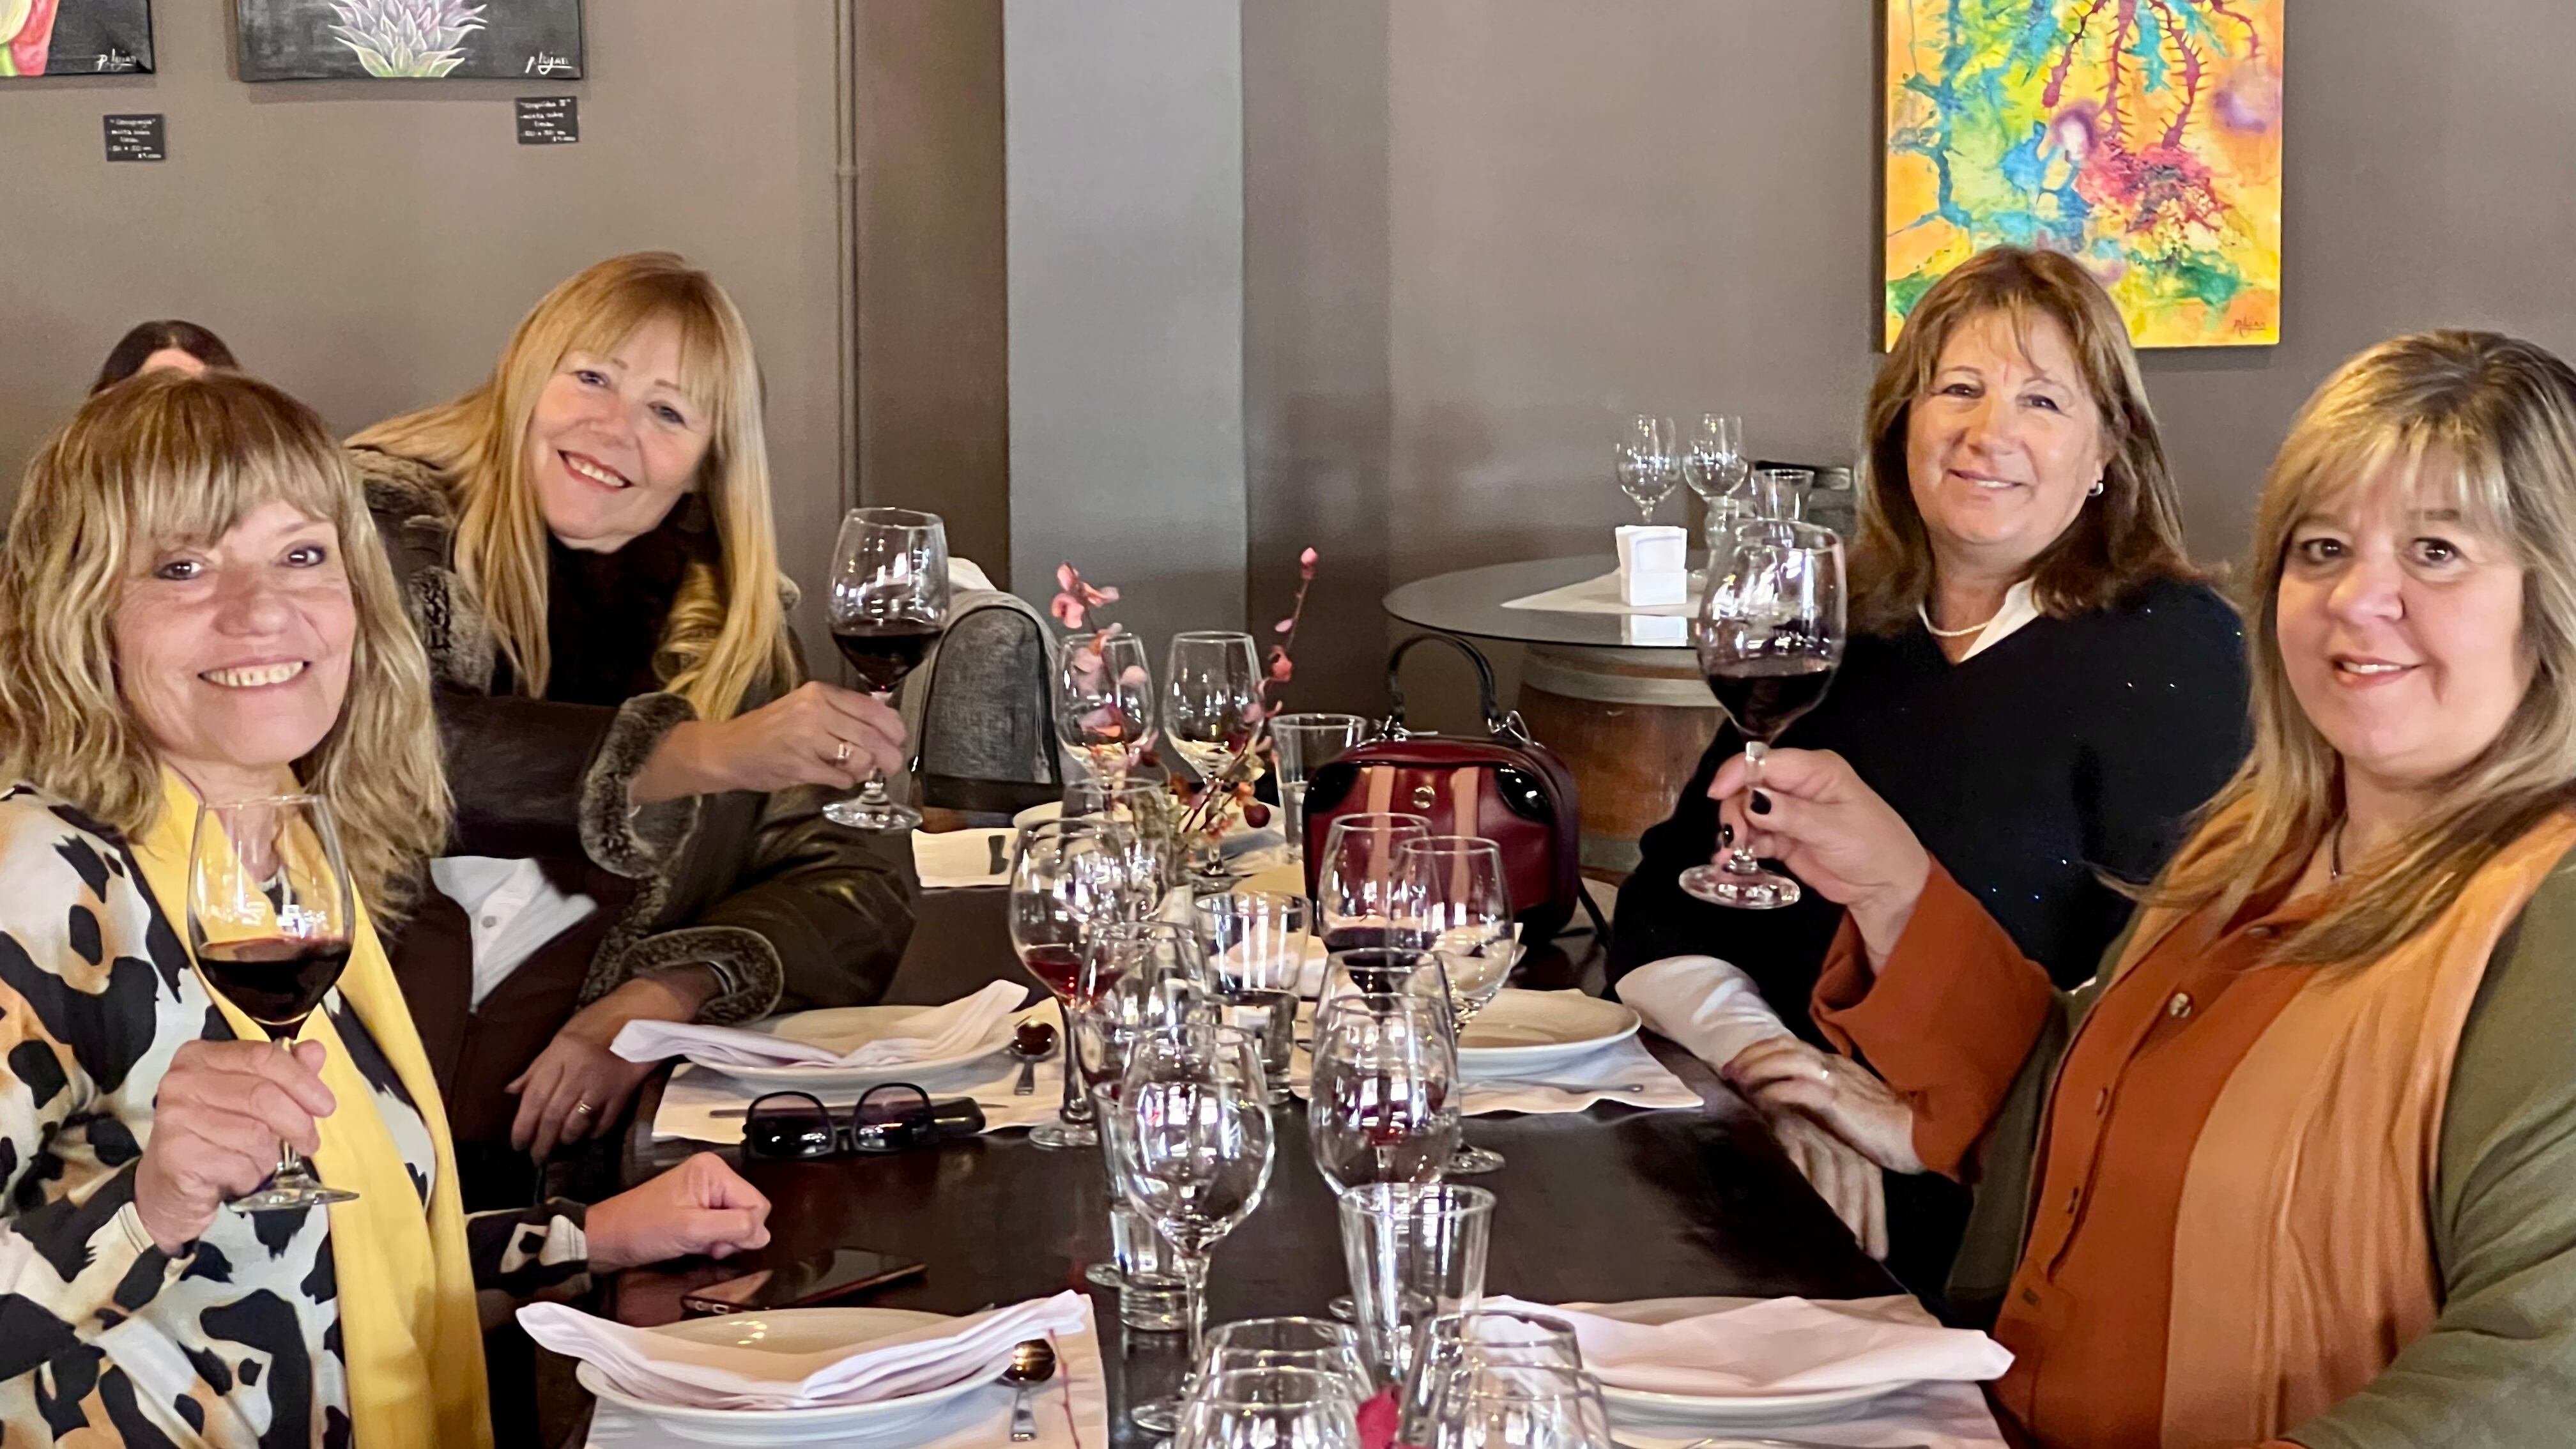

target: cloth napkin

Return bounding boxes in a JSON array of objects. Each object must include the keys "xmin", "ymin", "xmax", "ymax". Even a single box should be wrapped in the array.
[
  {"xmin": 648, "ymin": 1002, "xmax": 1068, "ymax": 1142},
  {"xmin": 611, "ymin": 981, "xmax": 1029, "ymax": 1071},
  {"xmin": 914, "ymin": 826, "xmax": 1017, "ymax": 888},
  {"xmin": 1456, "ymin": 1037, "xmax": 1702, "ymax": 1114},
  {"xmin": 1499, "ymin": 567, "xmax": 1707, "ymax": 618},
  {"xmin": 525, "ymin": 1291, "xmax": 1091, "ymax": 1410},
  {"xmin": 584, "ymin": 1294, "xmax": 1110, "ymax": 1449},
  {"xmin": 1602, "ymin": 1381, "xmax": 2011, "ymax": 1449},
  {"xmin": 1481, "ymin": 1294, "xmax": 2012, "ymax": 1397}
]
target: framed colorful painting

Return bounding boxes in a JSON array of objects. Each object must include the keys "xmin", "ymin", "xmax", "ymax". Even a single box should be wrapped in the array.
[
  {"xmin": 1, "ymin": 1, "xmax": 155, "ymax": 77},
  {"xmin": 1884, "ymin": 1, "xmax": 2285, "ymax": 349},
  {"xmin": 236, "ymin": 0, "xmax": 582, "ymax": 81}
]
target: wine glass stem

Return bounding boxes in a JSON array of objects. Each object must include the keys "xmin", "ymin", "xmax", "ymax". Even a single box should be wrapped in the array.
[
  {"xmin": 1729, "ymin": 740, "xmax": 1770, "ymax": 873},
  {"xmin": 1054, "ymin": 997, "xmax": 1086, "ymax": 1125},
  {"xmin": 855, "ymin": 768, "xmax": 890, "ymax": 806},
  {"xmin": 1177, "ymin": 1249, "xmax": 1212, "ymax": 1369},
  {"xmin": 270, "ymin": 1037, "xmax": 315, "ymax": 1185}
]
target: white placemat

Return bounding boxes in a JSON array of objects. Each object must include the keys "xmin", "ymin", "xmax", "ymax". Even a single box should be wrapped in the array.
[
  {"xmin": 586, "ymin": 1296, "xmax": 1112, "ymax": 1448},
  {"xmin": 1500, "ymin": 568, "xmax": 1706, "ymax": 617},
  {"xmin": 912, "ymin": 828, "xmax": 1016, "ymax": 889},
  {"xmin": 650, "ymin": 1005, "xmax": 1068, "ymax": 1143}
]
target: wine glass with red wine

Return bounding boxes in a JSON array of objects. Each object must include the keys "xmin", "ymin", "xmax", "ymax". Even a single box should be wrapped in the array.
[
  {"xmin": 1681, "ymin": 519, "xmax": 1845, "ymax": 908},
  {"xmin": 187, "ymin": 795, "xmax": 360, "ymax": 1211},
  {"xmin": 822, "ymin": 507, "xmax": 951, "ymax": 832},
  {"xmin": 1009, "ymin": 816, "xmax": 1152, "ymax": 1149}
]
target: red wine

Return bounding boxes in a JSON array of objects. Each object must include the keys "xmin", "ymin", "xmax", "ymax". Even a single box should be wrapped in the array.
[
  {"xmin": 832, "ymin": 620, "xmax": 942, "ymax": 694},
  {"xmin": 1020, "ymin": 942, "xmax": 1087, "ymax": 1003},
  {"xmin": 199, "ymin": 937, "xmax": 353, "ymax": 1037},
  {"xmin": 1321, "ymin": 926, "xmax": 1393, "ymax": 954},
  {"xmin": 1706, "ymin": 656, "xmax": 1836, "ymax": 743}
]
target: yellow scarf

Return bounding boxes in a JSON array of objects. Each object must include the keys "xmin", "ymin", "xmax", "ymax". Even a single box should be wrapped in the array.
[{"xmin": 134, "ymin": 769, "xmax": 492, "ymax": 1449}]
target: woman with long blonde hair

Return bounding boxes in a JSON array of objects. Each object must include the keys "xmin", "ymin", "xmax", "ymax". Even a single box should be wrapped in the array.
[
  {"xmin": 1718, "ymin": 330, "xmax": 2576, "ymax": 1445},
  {"xmin": 0, "ymin": 371, "xmax": 772, "ymax": 1449},
  {"xmin": 351, "ymin": 253, "xmax": 913, "ymax": 1196}
]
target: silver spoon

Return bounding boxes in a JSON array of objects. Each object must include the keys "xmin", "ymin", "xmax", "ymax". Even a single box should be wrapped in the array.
[
  {"xmin": 1008, "ymin": 1020, "xmax": 1059, "ymax": 1096},
  {"xmin": 1000, "ymin": 1337, "xmax": 1057, "ymax": 1441},
  {"xmin": 1472, "ymin": 1078, "xmax": 1649, "ymax": 1094}
]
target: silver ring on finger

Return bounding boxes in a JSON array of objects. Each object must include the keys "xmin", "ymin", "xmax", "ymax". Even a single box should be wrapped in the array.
[
  {"xmin": 834, "ymin": 740, "xmax": 852, "ymax": 765},
  {"xmin": 571, "ymin": 1100, "xmax": 597, "ymax": 1118},
  {"xmin": 1815, "ymin": 1059, "xmax": 1835, "ymax": 1084}
]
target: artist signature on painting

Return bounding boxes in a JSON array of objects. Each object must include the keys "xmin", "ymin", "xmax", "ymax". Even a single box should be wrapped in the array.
[
  {"xmin": 93, "ymin": 48, "xmax": 140, "ymax": 72},
  {"xmin": 523, "ymin": 52, "xmax": 574, "ymax": 76}
]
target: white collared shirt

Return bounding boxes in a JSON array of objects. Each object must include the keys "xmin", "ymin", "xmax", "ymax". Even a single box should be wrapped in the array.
[
  {"xmin": 1922, "ymin": 578, "xmax": 2041, "ymax": 661},
  {"xmin": 429, "ymin": 856, "xmax": 599, "ymax": 1010}
]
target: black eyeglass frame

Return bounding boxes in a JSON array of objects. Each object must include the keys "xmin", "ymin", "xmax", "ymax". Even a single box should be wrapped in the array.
[{"xmin": 742, "ymin": 1083, "xmax": 939, "ymax": 1161}]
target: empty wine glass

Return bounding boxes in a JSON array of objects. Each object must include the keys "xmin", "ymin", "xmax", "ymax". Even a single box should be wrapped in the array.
[
  {"xmin": 1174, "ymin": 1365, "xmax": 1361, "ymax": 1449},
  {"xmin": 1399, "ymin": 1310, "xmax": 1587, "ymax": 1446},
  {"xmin": 1166, "ymin": 631, "xmax": 1263, "ymax": 888},
  {"xmin": 1009, "ymin": 817, "xmax": 1151, "ymax": 1148},
  {"xmin": 187, "ymin": 795, "xmax": 359, "ymax": 1212},
  {"xmin": 1682, "ymin": 413, "xmax": 1749, "ymax": 552},
  {"xmin": 1315, "ymin": 813, "xmax": 1431, "ymax": 953},
  {"xmin": 1614, "ymin": 415, "xmax": 1682, "ymax": 525},
  {"xmin": 1393, "ymin": 835, "xmax": 1513, "ymax": 1175},
  {"xmin": 1748, "ymin": 465, "xmax": 1814, "ymax": 523},
  {"xmin": 1423, "ymin": 1364, "xmax": 1616, "ymax": 1449},
  {"xmin": 1057, "ymin": 629, "xmax": 1155, "ymax": 788},
  {"xmin": 1268, "ymin": 712, "xmax": 1371, "ymax": 865},
  {"xmin": 1680, "ymin": 519, "xmax": 1846, "ymax": 909},
  {"xmin": 1114, "ymin": 1025, "xmax": 1278, "ymax": 1432},
  {"xmin": 822, "ymin": 507, "xmax": 950, "ymax": 831},
  {"xmin": 1201, "ymin": 1318, "xmax": 1371, "ymax": 1404},
  {"xmin": 1064, "ymin": 776, "xmax": 1180, "ymax": 891},
  {"xmin": 1076, "ymin": 928, "xmax": 1213, "ymax": 1305}
]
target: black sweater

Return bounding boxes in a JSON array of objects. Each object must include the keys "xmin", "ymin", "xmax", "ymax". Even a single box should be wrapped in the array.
[{"xmin": 1611, "ymin": 577, "xmax": 2253, "ymax": 1028}]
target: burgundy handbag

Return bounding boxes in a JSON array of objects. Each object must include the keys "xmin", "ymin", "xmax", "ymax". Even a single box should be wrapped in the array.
[{"xmin": 1301, "ymin": 634, "xmax": 1605, "ymax": 942}]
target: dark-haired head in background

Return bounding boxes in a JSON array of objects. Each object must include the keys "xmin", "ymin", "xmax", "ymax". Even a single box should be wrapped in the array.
[{"xmin": 89, "ymin": 319, "xmax": 240, "ymax": 394}]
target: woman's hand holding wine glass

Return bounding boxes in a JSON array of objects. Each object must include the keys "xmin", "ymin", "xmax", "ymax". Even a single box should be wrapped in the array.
[
  {"xmin": 822, "ymin": 507, "xmax": 951, "ymax": 831},
  {"xmin": 1708, "ymin": 746, "xmax": 1933, "ymax": 963},
  {"xmin": 132, "ymin": 1038, "xmax": 337, "ymax": 1250}
]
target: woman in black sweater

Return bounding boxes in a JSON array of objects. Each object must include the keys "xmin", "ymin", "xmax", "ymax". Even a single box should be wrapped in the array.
[{"xmin": 1613, "ymin": 247, "xmax": 2250, "ymax": 1301}]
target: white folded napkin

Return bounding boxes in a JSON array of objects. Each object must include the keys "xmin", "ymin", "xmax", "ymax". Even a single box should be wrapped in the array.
[
  {"xmin": 914, "ymin": 827, "xmax": 1016, "ymax": 889},
  {"xmin": 523, "ymin": 1291, "xmax": 1091, "ymax": 1411},
  {"xmin": 1456, "ymin": 1038, "xmax": 1701, "ymax": 1114},
  {"xmin": 611, "ymin": 981, "xmax": 1029, "ymax": 1070},
  {"xmin": 1482, "ymin": 1294, "xmax": 2012, "ymax": 1397}
]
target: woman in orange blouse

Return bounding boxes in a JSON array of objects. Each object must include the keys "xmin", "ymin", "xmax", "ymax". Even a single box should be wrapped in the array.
[{"xmin": 1715, "ymin": 331, "xmax": 2576, "ymax": 1448}]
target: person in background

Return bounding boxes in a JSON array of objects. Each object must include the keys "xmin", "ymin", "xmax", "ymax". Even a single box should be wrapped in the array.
[
  {"xmin": 0, "ymin": 371, "xmax": 770, "ymax": 1449},
  {"xmin": 1611, "ymin": 247, "xmax": 2249, "ymax": 1301},
  {"xmin": 1721, "ymin": 329, "xmax": 2576, "ymax": 1448},
  {"xmin": 349, "ymin": 253, "xmax": 914, "ymax": 1202},
  {"xmin": 91, "ymin": 319, "xmax": 240, "ymax": 394}
]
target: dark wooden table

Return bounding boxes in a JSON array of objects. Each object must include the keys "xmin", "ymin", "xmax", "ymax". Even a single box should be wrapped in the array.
[{"xmin": 610, "ymin": 812, "xmax": 1892, "ymax": 1445}]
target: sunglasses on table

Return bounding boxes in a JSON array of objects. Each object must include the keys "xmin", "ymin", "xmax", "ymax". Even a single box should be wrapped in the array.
[{"xmin": 740, "ymin": 1084, "xmax": 986, "ymax": 1162}]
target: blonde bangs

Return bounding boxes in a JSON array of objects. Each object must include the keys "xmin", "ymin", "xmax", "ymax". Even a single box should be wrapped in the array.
[{"xmin": 0, "ymin": 372, "xmax": 451, "ymax": 921}]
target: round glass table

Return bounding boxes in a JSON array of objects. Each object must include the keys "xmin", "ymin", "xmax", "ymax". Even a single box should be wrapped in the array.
[{"xmin": 1383, "ymin": 555, "xmax": 1722, "ymax": 875}]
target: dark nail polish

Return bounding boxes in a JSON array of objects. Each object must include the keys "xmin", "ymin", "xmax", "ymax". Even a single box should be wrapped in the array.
[{"xmin": 1751, "ymin": 790, "xmax": 1772, "ymax": 816}]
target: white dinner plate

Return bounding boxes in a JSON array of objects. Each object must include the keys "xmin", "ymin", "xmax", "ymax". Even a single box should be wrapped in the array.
[
  {"xmin": 1455, "ymin": 990, "xmax": 1641, "ymax": 1075},
  {"xmin": 575, "ymin": 1307, "xmax": 1002, "ymax": 1446},
  {"xmin": 702, "ymin": 1004, "xmax": 1018, "ymax": 1091},
  {"xmin": 1009, "ymin": 800, "xmax": 1064, "ymax": 833},
  {"xmin": 1578, "ymin": 1297, "xmax": 1919, "ymax": 1429}
]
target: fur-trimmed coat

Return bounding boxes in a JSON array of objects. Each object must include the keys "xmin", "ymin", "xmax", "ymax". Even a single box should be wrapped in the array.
[{"xmin": 353, "ymin": 447, "xmax": 915, "ymax": 1025}]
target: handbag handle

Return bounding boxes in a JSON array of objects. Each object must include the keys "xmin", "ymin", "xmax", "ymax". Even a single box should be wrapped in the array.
[{"xmin": 1382, "ymin": 632, "xmax": 1513, "ymax": 739}]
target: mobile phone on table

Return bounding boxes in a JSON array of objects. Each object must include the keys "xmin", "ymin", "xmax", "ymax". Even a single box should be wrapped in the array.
[{"xmin": 680, "ymin": 1248, "xmax": 926, "ymax": 1315}]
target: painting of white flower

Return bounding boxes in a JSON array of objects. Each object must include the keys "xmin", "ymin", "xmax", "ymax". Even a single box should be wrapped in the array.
[{"xmin": 236, "ymin": 0, "xmax": 579, "ymax": 81}]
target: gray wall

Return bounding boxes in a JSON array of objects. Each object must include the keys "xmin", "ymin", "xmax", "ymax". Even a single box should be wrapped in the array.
[
  {"xmin": 1245, "ymin": 0, "xmax": 2576, "ymax": 713},
  {"xmin": 1004, "ymin": 0, "xmax": 1248, "ymax": 652},
  {"xmin": 0, "ymin": 0, "xmax": 854, "ymax": 652}
]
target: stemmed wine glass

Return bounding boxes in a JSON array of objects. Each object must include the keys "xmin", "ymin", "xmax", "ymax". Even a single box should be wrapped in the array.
[
  {"xmin": 1680, "ymin": 519, "xmax": 1846, "ymax": 908},
  {"xmin": 1310, "ymin": 994, "xmax": 1460, "ymax": 1212},
  {"xmin": 1423, "ymin": 1364, "xmax": 1616, "ymax": 1449},
  {"xmin": 1110, "ymin": 1025, "xmax": 1277, "ymax": 1432},
  {"xmin": 1393, "ymin": 835, "xmax": 1512, "ymax": 1175},
  {"xmin": 1057, "ymin": 631, "xmax": 1155, "ymax": 789},
  {"xmin": 1165, "ymin": 631, "xmax": 1263, "ymax": 889},
  {"xmin": 1682, "ymin": 413, "xmax": 1749, "ymax": 552},
  {"xmin": 1009, "ymin": 817, "xmax": 1151, "ymax": 1148},
  {"xmin": 187, "ymin": 795, "xmax": 360, "ymax": 1211},
  {"xmin": 1174, "ymin": 1365, "xmax": 1361, "ymax": 1449},
  {"xmin": 1074, "ymin": 921, "xmax": 1211, "ymax": 1300},
  {"xmin": 1614, "ymin": 415, "xmax": 1682, "ymax": 525},
  {"xmin": 822, "ymin": 507, "xmax": 949, "ymax": 831},
  {"xmin": 1315, "ymin": 813, "xmax": 1430, "ymax": 953}
]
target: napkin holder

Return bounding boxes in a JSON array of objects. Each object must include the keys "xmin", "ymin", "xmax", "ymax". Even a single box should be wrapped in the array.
[{"xmin": 1615, "ymin": 525, "xmax": 1689, "ymax": 606}]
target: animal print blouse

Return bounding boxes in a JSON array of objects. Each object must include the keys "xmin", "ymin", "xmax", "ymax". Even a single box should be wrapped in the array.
[{"xmin": 0, "ymin": 787, "xmax": 586, "ymax": 1446}]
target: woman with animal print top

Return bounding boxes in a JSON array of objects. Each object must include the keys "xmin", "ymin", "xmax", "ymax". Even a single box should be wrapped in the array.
[{"xmin": 0, "ymin": 372, "xmax": 774, "ymax": 1448}]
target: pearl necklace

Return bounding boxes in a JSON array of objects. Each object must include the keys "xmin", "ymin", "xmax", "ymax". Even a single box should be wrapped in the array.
[{"xmin": 1917, "ymin": 601, "xmax": 2001, "ymax": 640}]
